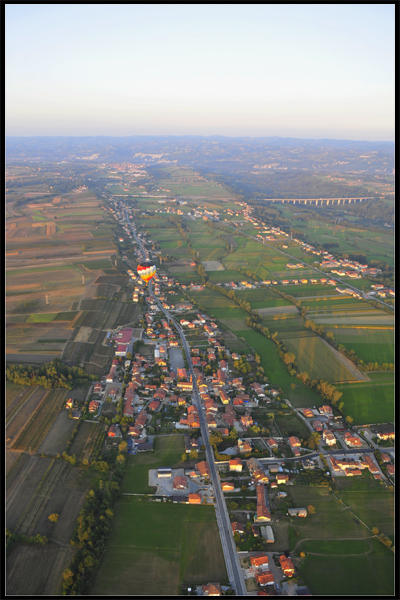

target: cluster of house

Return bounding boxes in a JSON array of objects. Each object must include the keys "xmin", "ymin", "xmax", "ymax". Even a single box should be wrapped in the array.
[
  {"xmin": 368, "ymin": 284, "xmax": 395, "ymax": 298},
  {"xmin": 329, "ymin": 455, "xmax": 381, "ymax": 478}
]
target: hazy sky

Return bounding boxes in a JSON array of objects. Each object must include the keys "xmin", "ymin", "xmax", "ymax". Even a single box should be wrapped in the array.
[{"xmin": 6, "ymin": 4, "xmax": 395, "ymax": 140}]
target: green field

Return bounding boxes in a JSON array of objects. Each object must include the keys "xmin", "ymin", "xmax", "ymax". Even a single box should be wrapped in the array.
[
  {"xmin": 337, "ymin": 491, "xmax": 394, "ymax": 537},
  {"xmin": 53, "ymin": 311, "xmax": 79, "ymax": 321},
  {"xmin": 299, "ymin": 538, "xmax": 394, "ymax": 596},
  {"xmin": 235, "ymin": 329, "xmax": 322, "ymax": 408},
  {"xmin": 283, "ymin": 335, "xmax": 359, "ymax": 382},
  {"xmin": 298, "ymin": 538, "xmax": 371, "ymax": 555},
  {"xmin": 121, "ymin": 435, "xmax": 185, "ymax": 493},
  {"xmin": 325, "ymin": 327, "xmax": 394, "ymax": 364},
  {"xmin": 335, "ymin": 381, "xmax": 394, "ymax": 425},
  {"xmin": 81, "ymin": 259, "xmax": 112, "ymax": 270},
  {"xmin": 90, "ymin": 499, "xmax": 227, "ymax": 596},
  {"xmin": 288, "ymin": 486, "xmax": 372, "ymax": 544},
  {"xmin": 273, "ymin": 412, "xmax": 311, "ymax": 439},
  {"xmin": 26, "ymin": 313, "xmax": 58, "ymax": 323}
]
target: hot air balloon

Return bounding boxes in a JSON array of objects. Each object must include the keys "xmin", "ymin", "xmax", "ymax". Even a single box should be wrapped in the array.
[{"xmin": 137, "ymin": 260, "xmax": 156, "ymax": 283}]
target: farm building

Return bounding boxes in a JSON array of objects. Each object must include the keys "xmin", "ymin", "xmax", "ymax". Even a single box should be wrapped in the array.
[
  {"xmin": 158, "ymin": 467, "xmax": 172, "ymax": 478},
  {"xmin": 264, "ymin": 525, "xmax": 275, "ymax": 543}
]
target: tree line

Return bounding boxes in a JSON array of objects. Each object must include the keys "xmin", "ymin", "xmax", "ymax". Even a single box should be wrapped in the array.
[
  {"xmin": 61, "ymin": 452, "xmax": 127, "ymax": 595},
  {"xmin": 6, "ymin": 359, "xmax": 94, "ymax": 390}
]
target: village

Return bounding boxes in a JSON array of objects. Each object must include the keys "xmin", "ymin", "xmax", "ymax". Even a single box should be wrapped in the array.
[{"xmin": 61, "ymin": 202, "xmax": 394, "ymax": 596}]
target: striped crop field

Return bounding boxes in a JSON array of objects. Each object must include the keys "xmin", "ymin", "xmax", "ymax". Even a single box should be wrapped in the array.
[
  {"xmin": 283, "ymin": 335, "xmax": 363, "ymax": 382},
  {"xmin": 13, "ymin": 388, "xmax": 68, "ymax": 452},
  {"xmin": 16, "ymin": 460, "xmax": 68, "ymax": 536}
]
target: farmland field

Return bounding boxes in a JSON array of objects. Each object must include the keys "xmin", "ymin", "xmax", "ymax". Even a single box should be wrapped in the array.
[
  {"xmin": 90, "ymin": 499, "xmax": 227, "ymax": 596},
  {"xmin": 6, "ymin": 543, "xmax": 77, "ymax": 596},
  {"xmin": 324, "ymin": 326, "xmax": 394, "ymax": 364},
  {"xmin": 6, "ymin": 387, "xmax": 50, "ymax": 447},
  {"xmin": 282, "ymin": 335, "xmax": 366, "ymax": 382},
  {"xmin": 37, "ymin": 409, "xmax": 77, "ymax": 456},
  {"xmin": 299, "ymin": 538, "xmax": 394, "ymax": 596},
  {"xmin": 6, "ymin": 459, "xmax": 97, "ymax": 595},
  {"xmin": 235, "ymin": 329, "xmax": 323, "ymax": 408},
  {"xmin": 335, "ymin": 381, "xmax": 394, "ymax": 425},
  {"xmin": 287, "ymin": 486, "xmax": 373, "ymax": 543},
  {"xmin": 68, "ymin": 421, "xmax": 107, "ymax": 461},
  {"xmin": 337, "ymin": 491, "xmax": 394, "ymax": 537},
  {"xmin": 12, "ymin": 388, "xmax": 68, "ymax": 452}
]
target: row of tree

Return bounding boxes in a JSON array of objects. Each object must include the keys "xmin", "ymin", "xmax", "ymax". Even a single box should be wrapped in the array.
[
  {"xmin": 6, "ymin": 359, "xmax": 94, "ymax": 390},
  {"xmin": 61, "ymin": 454, "xmax": 127, "ymax": 595}
]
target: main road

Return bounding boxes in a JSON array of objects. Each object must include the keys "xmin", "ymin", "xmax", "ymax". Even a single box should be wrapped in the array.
[{"xmin": 121, "ymin": 202, "xmax": 248, "ymax": 596}]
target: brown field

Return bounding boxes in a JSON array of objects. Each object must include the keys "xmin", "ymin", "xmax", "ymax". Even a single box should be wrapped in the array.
[
  {"xmin": 74, "ymin": 326, "xmax": 94, "ymax": 343},
  {"xmin": 6, "ymin": 381, "xmax": 31, "ymax": 413},
  {"xmin": 16, "ymin": 460, "xmax": 69, "ymax": 536},
  {"xmin": 6, "ymin": 450, "xmax": 24, "ymax": 475},
  {"xmin": 6, "ymin": 543, "xmax": 77, "ymax": 596},
  {"xmin": 12, "ymin": 388, "xmax": 68, "ymax": 453},
  {"xmin": 6, "ymin": 353, "xmax": 63, "ymax": 364},
  {"xmin": 6, "ymin": 387, "xmax": 50, "ymax": 448},
  {"xmin": 6, "ymin": 321, "xmax": 73, "ymax": 357},
  {"xmin": 6, "ymin": 456, "xmax": 53, "ymax": 530},
  {"xmin": 37, "ymin": 410, "xmax": 77, "ymax": 456},
  {"xmin": 68, "ymin": 421, "xmax": 106, "ymax": 461}
]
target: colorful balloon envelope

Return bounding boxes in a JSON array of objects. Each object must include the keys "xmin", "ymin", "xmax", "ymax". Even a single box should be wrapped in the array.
[{"xmin": 137, "ymin": 261, "xmax": 156, "ymax": 283}]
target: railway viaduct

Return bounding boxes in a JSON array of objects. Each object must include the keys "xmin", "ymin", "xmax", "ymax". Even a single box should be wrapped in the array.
[{"xmin": 266, "ymin": 197, "xmax": 373, "ymax": 205}]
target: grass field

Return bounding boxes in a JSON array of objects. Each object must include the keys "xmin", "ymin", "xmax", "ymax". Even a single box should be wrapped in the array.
[
  {"xmin": 325, "ymin": 327, "xmax": 394, "ymax": 364},
  {"xmin": 337, "ymin": 491, "xmax": 394, "ymax": 537},
  {"xmin": 122, "ymin": 435, "xmax": 185, "ymax": 493},
  {"xmin": 235, "ymin": 329, "xmax": 323, "ymax": 408},
  {"xmin": 283, "ymin": 335, "xmax": 360, "ymax": 382},
  {"xmin": 90, "ymin": 499, "xmax": 227, "ymax": 596},
  {"xmin": 273, "ymin": 412, "xmax": 311, "ymax": 439},
  {"xmin": 335, "ymin": 381, "xmax": 394, "ymax": 425},
  {"xmin": 298, "ymin": 538, "xmax": 371, "ymax": 554},
  {"xmin": 26, "ymin": 313, "xmax": 58, "ymax": 323},
  {"xmin": 288, "ymin": 486, "xmax": 373, "ymax": 544},
  {"xmin": 299, "ymin": 538, "xmax": 394, "ymax": 596}
]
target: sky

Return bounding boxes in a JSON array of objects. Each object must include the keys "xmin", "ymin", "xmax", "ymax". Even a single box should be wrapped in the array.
[{"xmin": 5, "ymin": 4, "xmax": 395, "ymax": 140}]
